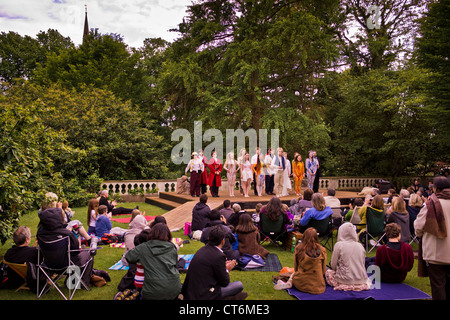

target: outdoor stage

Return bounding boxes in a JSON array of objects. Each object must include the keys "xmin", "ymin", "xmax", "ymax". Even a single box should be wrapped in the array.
[{"xmin": 147, "ymin": 189, "xmax": 370, "ymax": 231}]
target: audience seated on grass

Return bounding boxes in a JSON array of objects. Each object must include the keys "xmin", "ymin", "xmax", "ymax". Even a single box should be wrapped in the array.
[
  {"xmin": 99, "ymin": 190, "xmax": 136, "ymax": 215},
  {"xmin": 201, "ymin": 210, "xmax": 238, "ymax": 260},
  {"xmin": 386, "ymin": 196, "xmax": 411, "ymax": 243},
  {"xmin": 120, "ymin": 210, "xmax": 149, "ymax": 266},
  {"xmin": 87, "ymin": 198, "xmax": 99, "ymax": 235},
  {"xmin": 125, "ymin": 223, "xmax": 181, "ymax": 300},
  {"xmin": 227, "ymin": 203, "xmax": 247, "ymax": 227},
  {"xmin": 95, "ymin": 205, "xmax": 113, "ymax": 239},
  {"xmin": 219, "ymin": 199, "xmax": 233, "ymax": 222},
  {"xmin": 252, "ymin": 203, "xmax": 263, "ymax": 224},
  {"xmin": 37, "ymin": 193, "xmax": 95, "ymax": 287},
  {"xmin": 298, "ymin": 193, "xmax": 333, "ymax": 233},
  {"xmin": 4, "ymin": 226, "xmax": 40, "ymax": 290},
  {"xmin": 407, "ymin": 193, "xmax": 424, "ymax": 238},
  {"xmin": 190, "ymin": 194, "xmax": 211, "ymax": 239},
  {"xmin": 274, "ymin": 227, "xmax": 327, "ymax": 294},
  {"xmin": 325, "ymin": 222, "xmax": 371, "ymax": 291},
  {"xmin": 115, "ymin": 228, "xmax": 151, "ymax": 300},
  {"xmin": 296, "ymin": 188, "xmax": 314, "ymax": 215},
  {"xmin": 259, "ymin": 197, "xmax": 290, "ymax": 230},
  {"xmin": 181, "ymin": 225, "xmax": 246, "ymax": 300},
  {"xmin": 324, "ymin": 188, "xmax": 341, "ymax": 208},
  {"xmin": 344, "ymin": 197, "xmax": 364, "ymax": 222},
  {"xmin": 235, "ymin": 213, "xmax": 269, "ymax": 259},
  {"xmin": 370, "ymin": 223, "xmax": 414, "ymax": 283},
  {"xmin": 357, "ymin": 194, "xmax": 385, "ymax": 232}
]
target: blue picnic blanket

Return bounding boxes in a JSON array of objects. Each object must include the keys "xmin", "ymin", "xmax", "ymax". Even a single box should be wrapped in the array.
[
  {"xmin": 109, "ymin": 254, "xmax": 195, "ymax": 271},
  {"xmin": 285, "ymin": 282, "xmax": 430, "ymax": 300}
]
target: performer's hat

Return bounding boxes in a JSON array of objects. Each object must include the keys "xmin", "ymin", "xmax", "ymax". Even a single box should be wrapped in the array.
[{"xmin": 192, "ymin": 152, "xmax": 198, "ymax": 156}]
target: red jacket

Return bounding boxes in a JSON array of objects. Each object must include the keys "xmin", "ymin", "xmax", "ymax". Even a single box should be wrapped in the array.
[
  {"xmin": 207, "ymin": 158, "xmax": 222, "ymax": 187},
  {"xmin": 375, "ymin": 242, "xmax": 414, "ymax": 283}
]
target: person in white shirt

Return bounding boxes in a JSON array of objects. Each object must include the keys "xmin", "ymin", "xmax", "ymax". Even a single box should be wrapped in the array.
[
  {"xmin": 185, "ymin": 152, "xmax": 205, "ymax": 197},
  {"xmin": 324, "ymin": 188, "xmax": 341, "ymax": 208},
  {"xmin": 281, "ymin": 151, "xmax": 292, "ymax": 197}
]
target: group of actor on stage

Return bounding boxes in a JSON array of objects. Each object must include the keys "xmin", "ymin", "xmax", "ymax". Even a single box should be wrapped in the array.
[{"xmin": 185, "ymin": 148, "xmax": 321, "ymax": 198}]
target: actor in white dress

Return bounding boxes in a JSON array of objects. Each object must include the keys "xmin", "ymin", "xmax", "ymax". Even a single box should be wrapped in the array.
[{"xmin": 281, "ymin": 152, "xmax": 292, "ymax": 196}]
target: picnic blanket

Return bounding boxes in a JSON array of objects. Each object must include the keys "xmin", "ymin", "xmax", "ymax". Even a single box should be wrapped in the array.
[
  {"xmin": 110, "ymin": 215, "xmax": 156, "ymax": 224},
  {"xmin": 110, "ymin": 242, "xmax": 126, "ymax": 248},
  {"xmin": 238, "ymin": 254, "xmax": 282, "ymax": 272},
  {"xmin": 109, "ymin": 253, "xmax": 194, "ymax": 271},
  {"xmin": 285, "ymin": 282, "xmax": 431, "ymax": 300}
]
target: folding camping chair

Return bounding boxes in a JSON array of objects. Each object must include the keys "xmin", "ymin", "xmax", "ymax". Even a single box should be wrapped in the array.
[
  {"xmin": 3, "ymin": 261, "xmax": 29, "ymax": 292},
  {"xmin": 259, "ymin": 213, "xmax": 287, "ymax": 249},
  {"xmin": 359, "ymin": 207, "xmax": 386, "ymax": 253},
  {"xmin": 307, "ymin": 215, "xmax": 336, "ymax": 251},
  {"xmin": 407, "ymin": 206, "xmax": 420, "ymax": 246},
  {"xmin": 330, "ymin": 207, "xmax": 344, "ymax": 228},
  {"xmin": 36, "ymin": 236, "xmax": 94, "ymax": 300}
]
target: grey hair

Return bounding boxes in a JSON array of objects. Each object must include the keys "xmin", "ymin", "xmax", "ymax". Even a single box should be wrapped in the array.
[
  {"xmin": 13, "ymin": 226, "xmax": 32, "ymax": 246},
  {"xmin": 399, "ymin": 189, "xmax": 410, "ymax": 198}
]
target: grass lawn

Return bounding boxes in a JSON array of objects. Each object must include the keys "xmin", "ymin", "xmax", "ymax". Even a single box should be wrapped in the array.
[{"xmin": 0, "ymin": 202, "xmax": 432, "ymax": 300}]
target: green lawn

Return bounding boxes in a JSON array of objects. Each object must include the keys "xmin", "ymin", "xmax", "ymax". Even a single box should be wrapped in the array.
[{"xmin": 0, "ymin": 202, "xmax": 432, "ymax": 300}]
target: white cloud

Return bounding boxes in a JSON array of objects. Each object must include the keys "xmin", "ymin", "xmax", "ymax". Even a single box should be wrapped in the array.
[{"xmin": 0, "ymin": 0, "xmax": 191, "ymax": 48}]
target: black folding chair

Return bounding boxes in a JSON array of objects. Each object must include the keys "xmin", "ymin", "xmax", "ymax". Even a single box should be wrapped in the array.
[
  {"xmin": 307, "ymin": 215, "xmax": 336, "ymax": 251},
  {"xmin": 259, "ymin": 213, "xmax": 287, "ymax": 249},
  {"xmin": 37, "ymin": 236, "xmax": 94, "ymax": 300}
]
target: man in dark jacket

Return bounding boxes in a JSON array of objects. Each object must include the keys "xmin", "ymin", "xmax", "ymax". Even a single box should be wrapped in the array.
[
  {"xmin": 99, "ymin": 190, "xmax": 135, "ymax": 215},
  {"xmin": 191, "ymin": 194, "xmax": 211, "ymax": 232},
  {"xmin": 181, "ymin": 226, "xmax": 246, "ymax": 300},
  {"xmin": 4, "ymin": 226, "xmax": 40, "ymax": 289},
  {"xmin": 200, "ymin": 210, "xmax": 238, "ymax": 260}
]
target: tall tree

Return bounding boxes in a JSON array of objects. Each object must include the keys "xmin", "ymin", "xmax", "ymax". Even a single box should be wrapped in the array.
[
  {"xmin": 0, "ymin": 29, "xmax": 74, "ymax": 84},
  {"xmin": 32, "ymin": 30, "xmax": 144, "ymax": 106},
  {"xmin": 415, "ymin": 0, "xmax": 450, "ymax": 156},
  {"xmin": 340, "ymin": 0, "xmax": 426, "ymax": 72},
  {"xmin": 159, "ymin": 0, "xmax": 345, "ymax": 134}
]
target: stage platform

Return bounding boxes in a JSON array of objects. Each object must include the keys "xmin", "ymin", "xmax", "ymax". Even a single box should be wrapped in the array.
[{"xmin": 147, "ymin": 189, "xmax": 369, "ymax": 231}]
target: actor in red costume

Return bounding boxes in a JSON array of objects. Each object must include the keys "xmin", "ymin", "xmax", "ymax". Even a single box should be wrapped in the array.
[{"xmin": 208, "ymin": 150, "xmax": 222, "ymax": 197}]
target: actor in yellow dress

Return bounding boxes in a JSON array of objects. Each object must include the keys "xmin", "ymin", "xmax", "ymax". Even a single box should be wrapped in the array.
[{"xmin": 292, "ymin": 154, "xmax": 305, "ymax": 196}]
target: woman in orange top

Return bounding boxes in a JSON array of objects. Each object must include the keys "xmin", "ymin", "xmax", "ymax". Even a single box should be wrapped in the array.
[
  {"xmin": 292, "ymin": 154, "xmax": 305, "ymax": 196},
  {"xmin": 251, "ymin": 154, "xmax": 265, "ymax": 197}
]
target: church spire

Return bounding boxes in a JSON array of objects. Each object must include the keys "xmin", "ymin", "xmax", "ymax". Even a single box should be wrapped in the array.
[{"xmin": 83, "ymin": 4, "xmax": 89, "ymax": 43}]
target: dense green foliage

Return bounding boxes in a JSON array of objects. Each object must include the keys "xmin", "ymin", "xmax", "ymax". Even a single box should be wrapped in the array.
[{"xmin": 1, "ymin": 0, "xmax": 449, "ymax": 241}]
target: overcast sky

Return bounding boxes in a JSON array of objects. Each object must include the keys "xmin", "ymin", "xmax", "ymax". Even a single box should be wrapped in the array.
[{"xmin": 0, "ymin": 0, "xmax": 192, "ymax": 48}]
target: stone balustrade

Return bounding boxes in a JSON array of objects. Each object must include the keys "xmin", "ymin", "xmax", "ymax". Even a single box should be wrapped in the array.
[{"xmin": 102, "ymin": 176, "xmax": 385, "ymax": 195}]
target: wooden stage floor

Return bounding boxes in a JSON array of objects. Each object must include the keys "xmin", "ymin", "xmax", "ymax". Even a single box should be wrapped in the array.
[{"xmin": 148, "ymin": 189, "xmax": 368, "ymax": 231}]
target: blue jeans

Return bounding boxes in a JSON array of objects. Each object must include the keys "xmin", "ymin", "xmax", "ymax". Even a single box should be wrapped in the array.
[{"xmin": 221, "ymin": 281, "xmax": 244, "ymax": 298}]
